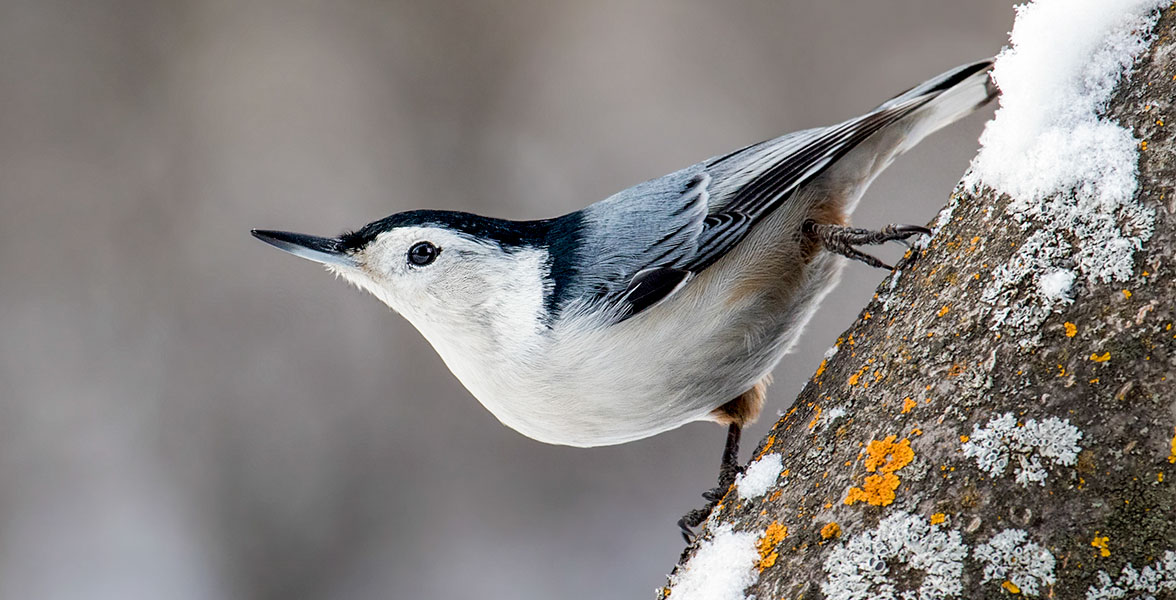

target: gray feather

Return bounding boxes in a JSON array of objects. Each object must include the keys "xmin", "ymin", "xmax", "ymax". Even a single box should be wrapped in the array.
[{"xmin": 572, "ymin": 59, "xmax": 994, "ymax": 323}]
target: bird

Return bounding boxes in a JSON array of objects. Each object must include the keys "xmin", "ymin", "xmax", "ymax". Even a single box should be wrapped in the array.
[{"xmin": 252, "ymin": 58, "xmax": 997, "ymax": 540}]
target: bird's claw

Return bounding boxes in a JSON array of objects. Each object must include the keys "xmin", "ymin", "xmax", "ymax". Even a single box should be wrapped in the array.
[{"xmin": 805, "ymin": 221, "xmax": 931, "ymax": 270}]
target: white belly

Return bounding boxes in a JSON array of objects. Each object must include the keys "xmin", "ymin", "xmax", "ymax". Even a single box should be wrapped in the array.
[{"xmin": 426, "ymin": 201, "xmax": 847, "ymax": 447}]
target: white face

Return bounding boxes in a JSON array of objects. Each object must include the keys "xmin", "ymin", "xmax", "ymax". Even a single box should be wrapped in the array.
[{"xmin": 330, "ymin": 226, "xmax": 551, "ymax": 351}]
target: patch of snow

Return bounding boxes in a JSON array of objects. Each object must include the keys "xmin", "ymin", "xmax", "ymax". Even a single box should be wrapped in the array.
[
  {"xmin": 1037, "ymin": 268, "xmax": 1077, "ymax": 304},
  {"xmin": 1086, "ymin": 551, "xmax": 1176, "ymax": 600},
  {"xmin": 961, "ymin": 412, "xmax": 1083, "ymax": 487},
  {"xmin": 974, "ymin": 529, "xmax": 1057, "ymax": 596},
  {"xmin": 821, "ymin": 406, "xmax": 847, "ymax": 429},
  {"xmin": 824, "ymin": 344, "xmax": 841, "ymax": 360},
  {"xmin": 822, "ymin": 511, "xmax": 967, "ymax": 600},
  {"xmin": 670, "ymin": 524, "xmax": 760, "ymax": 600},
  {"xmin": 881, "ymin": 269, "xmax": 903, "ymax": 313},
  {"xmin": 964, "ymin": 0, "xmax": 1162, "ymax": 338},
  {"xmin": 736, "ymin": 453, "xmax": 783, "ymax": 500},
  {"xmin": 932, "ymin": 194, "xmax": 961, "ymax": 235}
]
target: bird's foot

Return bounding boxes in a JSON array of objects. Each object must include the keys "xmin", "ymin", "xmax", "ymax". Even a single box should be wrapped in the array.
[
  {"xmin": 678, "ymin": 463, "xmax": 745, "ymax": 543},
  {"xmin": 804, "ymin": 221, "xmax": 931, "ymax": 270},
  {"xmin": 677, "ymin": 507, "xmax": 713, "ymax": 544}
]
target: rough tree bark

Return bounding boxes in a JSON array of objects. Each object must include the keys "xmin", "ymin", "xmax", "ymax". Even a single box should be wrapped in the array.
[{"xmin": 662, "ymin": 7, "xmax": 1176, "ymax": 600}]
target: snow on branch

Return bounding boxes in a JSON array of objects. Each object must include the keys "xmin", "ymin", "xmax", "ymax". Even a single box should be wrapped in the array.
[{"xmin": 963, "ymin": 0, "xmax": 1165, "ymax": 341}]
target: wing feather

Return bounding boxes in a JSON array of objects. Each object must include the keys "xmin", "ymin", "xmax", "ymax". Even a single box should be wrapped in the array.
[{"xmin": 578, "ymin": 95, "xmax": 935, "ymax": 323}]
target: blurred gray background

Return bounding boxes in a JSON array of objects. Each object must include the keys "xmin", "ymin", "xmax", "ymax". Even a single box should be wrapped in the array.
[{"xmin": 0, "ymin": 1, "xmax": 1009, "ymax": 598}]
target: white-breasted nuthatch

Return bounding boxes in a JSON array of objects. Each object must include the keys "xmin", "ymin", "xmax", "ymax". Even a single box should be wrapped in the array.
[{"xmin": 253, "ymin": 58, "xmax": 996, "ymax": 538}]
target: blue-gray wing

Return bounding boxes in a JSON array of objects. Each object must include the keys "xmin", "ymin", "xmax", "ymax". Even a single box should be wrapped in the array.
[
  {"xmin": 681, "ymin": 96, "xmax": 937, "ymax": 273},
  {"xmin": 573, "ymin": 96, "xmax": 934, "ymax": 323},
  {"xmin": 568, "ymin": 59, "xmax": 997, "ymax": 323}
]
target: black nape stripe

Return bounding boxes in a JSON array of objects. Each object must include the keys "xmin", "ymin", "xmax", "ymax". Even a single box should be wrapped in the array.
[{"xmin": 340, "ymin": 209, "xmax": 551, "ymax": 251}]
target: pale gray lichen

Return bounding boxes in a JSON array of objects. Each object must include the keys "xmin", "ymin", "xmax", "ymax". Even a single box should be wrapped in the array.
[
  {"xmin": 961, "ymin": 412, "xmax": 1083, "ymax": 487},
  {"xmin": 822, "ymin": 511, "xmax": 967, "ymax": 600},
  {"xmin": 1086, "ymin": 551, "xmax": 1176, "ymax": 600},
  {"xmin": 973, "ymin": 528, "xmax": 1057, "ymax": 596},
  {"xmin": 980, "ymin": 230, "xmax": 1077, "ymax": 347}
]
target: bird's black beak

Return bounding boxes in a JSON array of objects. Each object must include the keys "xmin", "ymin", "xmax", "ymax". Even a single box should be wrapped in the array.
[{"xmin": 251, "ymin": 229, "xmax": 358, "ymax": 268}]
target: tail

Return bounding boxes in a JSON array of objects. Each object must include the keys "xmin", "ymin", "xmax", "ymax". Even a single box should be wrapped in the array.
[
  {"xmin": 874, "ymin": 58, "xmax": 997, "ymax": 156},
  {"xmin": 813, "ymin": 58, "xmax": 997, "ymax": 214}
]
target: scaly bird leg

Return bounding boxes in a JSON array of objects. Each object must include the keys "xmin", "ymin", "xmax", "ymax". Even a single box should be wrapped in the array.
[{"xmin": 804, "ymin": 220, "xmax": 931, "ymax": 270}]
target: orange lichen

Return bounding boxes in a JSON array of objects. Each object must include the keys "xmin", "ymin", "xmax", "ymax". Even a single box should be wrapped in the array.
[
  {"xmin": 1064, "ymin": 322, "xmax": 1077, "ymax": 337},
  {"xmin": 1003, "ymin": 580, "xmax": 1021, "ymax": 594},
  {"xmin": 815, "ymin": 358, "xmax": 829, "ymax": 378},
  {"xmin": 863, "ymin": 436, "xmax": 914, "ymax": 473},
  {"xmin": 930, "ymin": 513, "xmax": 946, "ymax": 525},
  {"xmin": 847, "ymin": 365, "xmax": 869, "ymax": 386},
  {"xmin": 1168, "ymin": 427, "xmax": 1176, "ymax": 464},
  {"xmin": 1092, "ymin": 533, "xmax": 1111, "ymax": 557},
  {"xmin": 756, "ymin": 434, "xmax": 777, "ymax": 459},
  {"xmin": 1090, "ymin": 352, "xmax": 1111, "ymax": 363},
  {"xmin": 845, "ymin": 473, "xmax": 900, "ymax": 506},
  {"xmin": 808, "ymin": 406, "xmax": 823, "ymax": 430},
  {"xmin": 960, "ymin": 435, "xmax": 970, "ymax": 443},
  {"xmin": 820, "ymin": 522, "xmax": 841, "ymax": 539},
  {"xmin": 1122, "ymin": 289, "xmax": 1132, "ymax": 299},
  {"xmin": 845, "ymin": 436, "xmax": 913, "ymax": 506},
  {"xmin": 901, "ymin": 397, "xmax": 917, "ymax": 414},
  {"xmin": 937, "ymin": 305, "xmax": 951, "ymax": 317},
  {"xmin": 757, "ymin": 521, "xmax": 788, "ymax": 570}
]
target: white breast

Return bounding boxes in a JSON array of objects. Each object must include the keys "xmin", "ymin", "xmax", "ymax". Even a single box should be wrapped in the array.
[{"xmin": 416, "ymin": 198, "xmax": 846, "ymax": 448}]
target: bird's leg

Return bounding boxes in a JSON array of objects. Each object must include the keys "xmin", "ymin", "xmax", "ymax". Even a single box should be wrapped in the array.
[
  {"xmin": 678, "ymin": 423, "xmax": 743, "ymax": 543},
  {"xmin": 804, "ymin": 220, "xmax": 931, "ymax": 270}
]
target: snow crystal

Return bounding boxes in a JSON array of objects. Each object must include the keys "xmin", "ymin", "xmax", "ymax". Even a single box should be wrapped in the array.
[
  {"xmin": 965, "ymin": 0, "xmax": 1162, "ymax": 337},
  {"xmin": 1086, "ymin": 551, "xmax": 1176, "ymax": 600},
  {"xmin": 961, "ymin": 412, "xmax": 1083, "ymax": 487},
  {"xmin": 736, "ymin": 453, "xmax": 783, "ymax": 500},
  {"xmin": 822, "ymin": 511, "xmax": 967, "ymax": 600},
  {"xmin": 1037, "ymin": 268, "xmax": 1076, "ymax": 304},
  {"xmin": 974, "ymin": 529, "xmax": 1057, "ymax": 596},
  {"xmin": 670, "ymin": 524, "xmax": 760, "ymax": 600}
]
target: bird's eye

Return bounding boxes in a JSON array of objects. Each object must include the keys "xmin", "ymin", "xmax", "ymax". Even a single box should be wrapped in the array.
[{"xmin": 407, "ymin": 241, "xmax": 439, "ymax": 266}]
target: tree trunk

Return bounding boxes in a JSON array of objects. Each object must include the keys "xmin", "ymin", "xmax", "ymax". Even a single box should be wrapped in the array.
[{"xmin": 662, "ymin": 6, "xmax": 1176, "ymax": 600}]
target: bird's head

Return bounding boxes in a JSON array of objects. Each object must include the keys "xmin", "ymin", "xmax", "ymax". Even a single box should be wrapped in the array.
[{"xmin": 252, "ymin": 210, "xmax": 555, "ymax": 339}]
